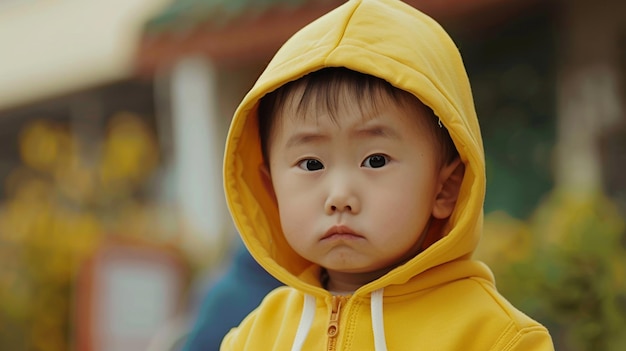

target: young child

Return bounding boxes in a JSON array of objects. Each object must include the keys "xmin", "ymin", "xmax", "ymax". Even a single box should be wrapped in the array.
[{"xmin": 221, "ymin": 0, "xmax": 554, "ymax": 350}]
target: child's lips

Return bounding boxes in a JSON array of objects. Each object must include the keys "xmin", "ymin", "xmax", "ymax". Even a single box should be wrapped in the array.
[{"xmin": 321, "ymin": 225, "xmax": 364, "ymax": 241}]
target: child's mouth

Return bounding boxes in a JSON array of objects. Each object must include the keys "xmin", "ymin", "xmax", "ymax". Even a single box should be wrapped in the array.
[{"xmin": 321, "ymin": 225, "xmax": 364, "ymax": 241}]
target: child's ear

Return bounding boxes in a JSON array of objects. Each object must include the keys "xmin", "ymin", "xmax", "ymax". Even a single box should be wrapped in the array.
[
  {"xmin": 432, "ymin": 158, "xmax": 465, "ymax": 219},
  {"xmin": 259, "ymin": 163, "xmax": 277, "ymax": 203}
]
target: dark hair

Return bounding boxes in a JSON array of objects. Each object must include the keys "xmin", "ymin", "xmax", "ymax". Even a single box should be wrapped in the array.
[{"xmin": 258, "ymin": 67, "xmax": 458, "ymax": 167}]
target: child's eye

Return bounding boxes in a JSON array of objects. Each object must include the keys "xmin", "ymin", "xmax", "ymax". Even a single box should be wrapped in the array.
[
  {"xmin": 297, "ymin": 159, "xmax": 324, "ymax": 171},
  {"xmin": 361, "ymin": 154, "xmax": 389, "ymax": 168}
]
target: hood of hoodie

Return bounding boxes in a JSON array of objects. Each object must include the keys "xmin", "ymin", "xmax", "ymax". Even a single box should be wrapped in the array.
[{"xmin": 223, "ymin": 0, "xmax": 485, "ymax": 298}]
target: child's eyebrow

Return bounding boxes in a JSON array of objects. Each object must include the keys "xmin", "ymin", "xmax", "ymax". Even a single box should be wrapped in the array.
[
  {"xmin": 352, "ymin": 124, "xmax": 401, "ymax": 140},
  {"xmin": 285, "ymin": 132, "xmax": 329, "ymax": 148}
]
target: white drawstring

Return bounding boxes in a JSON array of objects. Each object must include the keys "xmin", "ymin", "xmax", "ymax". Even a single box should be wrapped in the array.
[
  {"xmin": 291, "ymin": 294, "xmax": 316, "ymax": 351},
  {"xmin": 371, "ymin": 288, "xmax": 388, "ymax": 351}
]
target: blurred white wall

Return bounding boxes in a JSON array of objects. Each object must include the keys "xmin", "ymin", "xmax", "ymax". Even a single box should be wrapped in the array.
[{"xmin": 0, "ymin": 0, "xmax": 171, "ymax": 110}]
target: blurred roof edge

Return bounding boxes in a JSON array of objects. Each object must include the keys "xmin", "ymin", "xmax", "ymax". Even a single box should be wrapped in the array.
[
  {"xmin": 135, "ymin": 0, "xmax": 543, "ymax": 75},
  {"xmin": 144, "ymin": 0, "xmax": 312, "ymax": 34},
  {"xmin": 0, "ymin": 0, "xmax": 170, "ymax": 113}
]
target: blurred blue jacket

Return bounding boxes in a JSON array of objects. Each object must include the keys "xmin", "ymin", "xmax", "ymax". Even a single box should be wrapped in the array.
[{"xmin": 182, "ymin": 242, "xmax": 282, "ymax": 351}]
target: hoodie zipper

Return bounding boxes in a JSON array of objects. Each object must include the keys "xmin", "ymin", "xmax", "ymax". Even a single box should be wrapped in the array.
[{"xmin": 327, "ymin": 295, "xmax": 344, "ymax": 351}]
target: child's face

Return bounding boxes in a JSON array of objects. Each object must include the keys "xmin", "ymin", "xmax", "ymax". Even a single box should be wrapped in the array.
[{"xmin": 266, "ymin": 98, "xmax": 445, "ymax": 280}]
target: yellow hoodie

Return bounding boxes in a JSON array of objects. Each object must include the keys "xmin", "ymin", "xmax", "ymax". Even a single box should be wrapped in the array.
[{"xmin": 222, "ymin": 0, "xmax": 554, "ymax": 350}]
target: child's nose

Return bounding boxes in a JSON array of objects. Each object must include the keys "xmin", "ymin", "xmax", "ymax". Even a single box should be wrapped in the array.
[{"xmin": 324, "ymin": 183, "xmax": 360, "ymax": 215}]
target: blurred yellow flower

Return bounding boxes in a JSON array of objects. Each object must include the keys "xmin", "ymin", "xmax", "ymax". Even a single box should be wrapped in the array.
[
  {"xmin": 100, "ymin": 111, "xmax": 159, "ymax": 186},
  {"xmin": 19, "ymin": 121, "xmax": 71, "ymax": 174}
]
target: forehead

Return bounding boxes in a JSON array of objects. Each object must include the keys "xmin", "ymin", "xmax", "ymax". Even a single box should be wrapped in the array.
[
  {"xmin": 278, "ymin": 96, "xmax": 407, "ymax": 132},
  {"xmin": 271, "ymin": 79, "xmax": 433, "ymax": 137}
]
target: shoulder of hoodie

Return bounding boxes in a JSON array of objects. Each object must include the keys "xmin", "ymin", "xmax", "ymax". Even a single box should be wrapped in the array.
[
  {"xmin": 454, "ymin": 276, "xmax": 554, "ymax": 350},
  {"xmin": 378, "ymin": 269, "xmax": 553, "ymax": 350}
]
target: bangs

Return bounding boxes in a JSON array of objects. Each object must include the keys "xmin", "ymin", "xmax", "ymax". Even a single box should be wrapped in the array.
[{"xmin": 282, "ymin": 68, "xmax": 405, "ymax": 124}]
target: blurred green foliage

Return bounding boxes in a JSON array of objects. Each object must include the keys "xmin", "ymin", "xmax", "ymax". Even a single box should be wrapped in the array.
[
  {"xmin": 478, "ymin": 190, "xmax": 626, "ymax": 351},
  {"xmin": 457, "ymin": 7, "xmax": 556, "ymax": 220}
]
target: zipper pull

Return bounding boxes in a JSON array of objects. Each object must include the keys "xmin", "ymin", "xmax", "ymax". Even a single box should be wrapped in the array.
[{"xmin": 328, "ymin": 295, "xmax": 342, "ymax": 338}]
